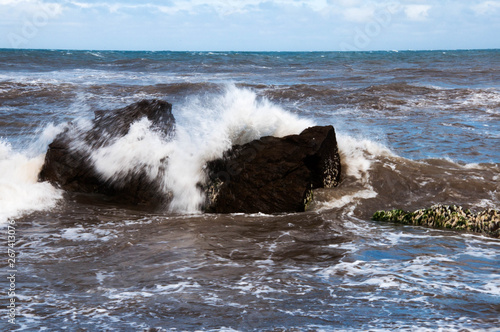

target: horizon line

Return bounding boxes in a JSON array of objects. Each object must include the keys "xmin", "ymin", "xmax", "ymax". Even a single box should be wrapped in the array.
[{"xmin": 0, "ymin": 47, "xmax": 499, "ymax": 53}]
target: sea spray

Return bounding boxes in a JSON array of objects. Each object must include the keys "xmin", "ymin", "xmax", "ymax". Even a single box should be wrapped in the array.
[
  {"xmin": 38, "ymin": 85, "xmax": 405, "ymax": 214},
  {"xmin": 90, "ymin": 118, "xmax": 171, "ymax": 184},
  {"xmin": 165, "ymin": 85, "xmax": 315, "ymax": 212},
  {"xmin": 14, "ymin": 85, "xmax": 493, "ymax": 219},
  {"xmin": 81, "ymin": 85, "xmax": 315, "ymax": 213},
  {"xmin": 336, "ymin": 133, "xmax": 395, "ymax": 183},
  {"xmin": 35, "ymin": 100, "xmax": 177, "ymax": 206},
  {"xmin": 0, "ymin": 140, "xmax": 62, "ymax": 225},
  {"xmin": 312, "ymin": 134, "xmax": 395, "ymax": 211}
]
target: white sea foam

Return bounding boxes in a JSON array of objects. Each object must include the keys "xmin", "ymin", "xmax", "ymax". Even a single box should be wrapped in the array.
[
  {"xmin": 461, "ymin": 89, "xmax": 500, "ymax": 108},
  {"xmin": 320, "ymin": 244, "xmax": 500, "ymax": 299},
  {"xmin": 106, "ymin": 290, "xmax": 155, "ymax": 300},
  {"xmin": 96, "ymin": 271, "xmax": 115, "ymax": 285},
  {"xmin": 0, "ymin": 139, "xmax": 63, "ymax": 226},
  {"xmin": 313, "ymin": 134, "xmax": 395, "ymax": 211},
  {"xmin": 155, "ymin": 281, "xmax": 201, "ymax": 293},
  {"xmin": 337, "ymin": 133, "xmax": 395, "ymax": 182},
  {"xmin": 315, "ymin": 188, "xmax": 378, "ymax": 211},
  {"xmin": 0, "ymin": 68, "xmax": 235, "ymax": 87},
  {"xmin": 61, "ymin": 226, "xmax": 99, "ymax": 241}
]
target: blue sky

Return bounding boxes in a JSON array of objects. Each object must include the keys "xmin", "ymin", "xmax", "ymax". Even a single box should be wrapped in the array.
[{"xmin": 1, "ymin": 0, "xmax": 499, "ymax": 51}]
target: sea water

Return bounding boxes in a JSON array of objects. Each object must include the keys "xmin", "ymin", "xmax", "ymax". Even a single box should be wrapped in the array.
[{"xmin": 0, "ymin": 49, "xmax": 499, "ymax": 331}]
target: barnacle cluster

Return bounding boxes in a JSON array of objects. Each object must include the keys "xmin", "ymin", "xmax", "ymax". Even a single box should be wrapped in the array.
[
  {"xmin": 323, "ymin": 157, "xmax": 340, "ymax": 188},
  {"xmin": 303, "ymin": 188, "xmax": 314, "ymax": 211},
  {"xmin": 372, "ymin": 205, "xmax": 500, "ymax": 238}
]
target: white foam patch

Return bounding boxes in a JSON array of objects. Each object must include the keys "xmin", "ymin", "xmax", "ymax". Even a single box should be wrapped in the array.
[
  {"xmin": 96, "ymin": 271, "xmax": 115, "ymax": 285},
  {"xmin": 462, "ymin": 243, "xmax": 500, "ymax": 260},
  {"xmin": 316, "ymin": 188, "xmax": 378, "ymax": 211},
  {"xmin": 27, "ymin": 122, "xmax": 69, "ymax": 157},
  {"xmin": 320, "ymin": 248, "xmax": 499, "ymax": 297},
  {"xmin": 155, "ymin": 281, "xmax": 201, "ymax": 293},
  {"xmin": 60, "ymin": 225, "xmax": 117, "ymax": 242},
  {"xmin": 336, "ymin": 133, "xmax": 395, "ymax": 183},
  {"xmin": 101, "ymin": 282, "xmax": 202, "ymax": 303},
  {"xmin": 483, "ymin": 279, "xmax": 500, "ymax": 296},
  {"xmin": 327, "ymin": 242, "xmax": 359, "ymax": 251},
  {"xmin": 0, "ymin": 140, "xmax": 62, "ymax": 226},
  {"xmin": 106, "ymin": 290, "xmax": 155, "ymax": 300},
  {"xmin": 361, "ymin": 276, "xmax": 401, "ymax": 289},
  {"xmin": 461, "ymin": 89, "xmax": 500, "ymax": 108},
  {"xmin": 61, "ymin": 226, "xmax": 99, "ymax": 241}
]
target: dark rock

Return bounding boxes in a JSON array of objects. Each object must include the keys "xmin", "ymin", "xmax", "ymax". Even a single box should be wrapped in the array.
[
  {"xmin": 38, "ymin": 99, "xmax": 175, "ymax": 206},
  {"xmin": 204, "ymin": 125, "xmax": 341, "ymax": 214},
  {"xmin": 372, "ymin": 205, "xmax": 500, "ymax": 238}
]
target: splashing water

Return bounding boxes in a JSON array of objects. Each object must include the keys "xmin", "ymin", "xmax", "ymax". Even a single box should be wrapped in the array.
[
  {"xmin": 0, "ymin": 140, "xmax": 62, "ymax": 225},
  {"xmin": 83, "ymin": 85, "xmax": 315, "ymax": 212}
]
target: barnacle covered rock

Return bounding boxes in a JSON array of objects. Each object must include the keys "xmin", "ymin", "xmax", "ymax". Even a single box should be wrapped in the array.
[{"xmin": 372, "ymin": 205, "xmax": 499, "ymax": 238}]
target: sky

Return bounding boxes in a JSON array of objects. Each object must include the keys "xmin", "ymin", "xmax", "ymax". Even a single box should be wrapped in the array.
[{"xmin": 0, "ymin": 0, "xmax": 499, "ymax": 51}]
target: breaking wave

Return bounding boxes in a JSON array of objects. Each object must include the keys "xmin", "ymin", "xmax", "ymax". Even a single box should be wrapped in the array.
[
  {"xmin": 77, "ymin": 85, "xmax": 315, "ymax": 213},
  {"xmin": 2, "ymin": 85, "xmax": 499, "ymax": 224}
]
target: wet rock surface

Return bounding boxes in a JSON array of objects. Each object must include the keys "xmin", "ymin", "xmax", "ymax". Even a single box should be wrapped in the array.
[
  {"xmin": 373, "ymin": 204, "xmax": 500, "ymax": 238},
  {"xmin": 38, "ymin": 99, "xmax": 175, "ymax": 206},
  {"xmin": 204, "ymin": 125, "xmax": 341, "ymax": 214}
]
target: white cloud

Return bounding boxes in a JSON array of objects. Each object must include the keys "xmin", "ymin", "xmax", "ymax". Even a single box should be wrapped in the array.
[
  {"xmin": 0, "ymin": 0, "xmax": 63, "ymax": 17},
  {"xmin": 59, "ymin": 0, "xmax": 332, "ymax": 16},
  {"xmin": 158, "ymin": 0, "xmax": 331, "ymax": 15},
  {"xmin": 472, "ymin": 1, "xmax": 500, "ymax": 15},
  {"xmin": 404, "ymin": 4, "xmax": 431, "ymax": 21},
  {"xmin": 342, "ymin": 6, "xmax": 375, "ymax": 22},
  {"xmin": 62, "ymin": 0, "xmax": 251, "ymax": 15},
  {"xmin": 323, "ymin": 1, "xmax": 405, "ymax": 22},
  {"xmin": 329, "ymin": 0, "xmax": 362, "ymax": 6},
  {"xmin": 68, "ymin": 1, "xmax": 138, "ymax": 12},
  {"xmin": 0, "ymin": 0, "xmax": 409, "ymax": 19},
  {"xmin": 307, "ymin": 0, "xmax": 330, "ymax": 12}
]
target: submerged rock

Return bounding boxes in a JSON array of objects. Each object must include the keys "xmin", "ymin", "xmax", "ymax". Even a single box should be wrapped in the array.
[
  {"xmin": 372, "ymin": 205, "xmax": 500, "ymax": 238},
  {"xmin": 204, "ymin": 125, "xmax": 341, "ymax": 214},
  {"xmin": 38, "ymin": 99, "xmax": 175, "ymax": 206}
]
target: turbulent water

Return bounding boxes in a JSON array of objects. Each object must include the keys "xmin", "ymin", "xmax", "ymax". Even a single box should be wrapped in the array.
[{"xmin": 0, "ymin": 49, "xmax": 499, "ymax": 331}]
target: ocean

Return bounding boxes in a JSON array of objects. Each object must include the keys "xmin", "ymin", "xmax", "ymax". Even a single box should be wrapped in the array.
[{"xmin": 0, "ymin": 49, "xmax": 499, "ymax": 331}]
